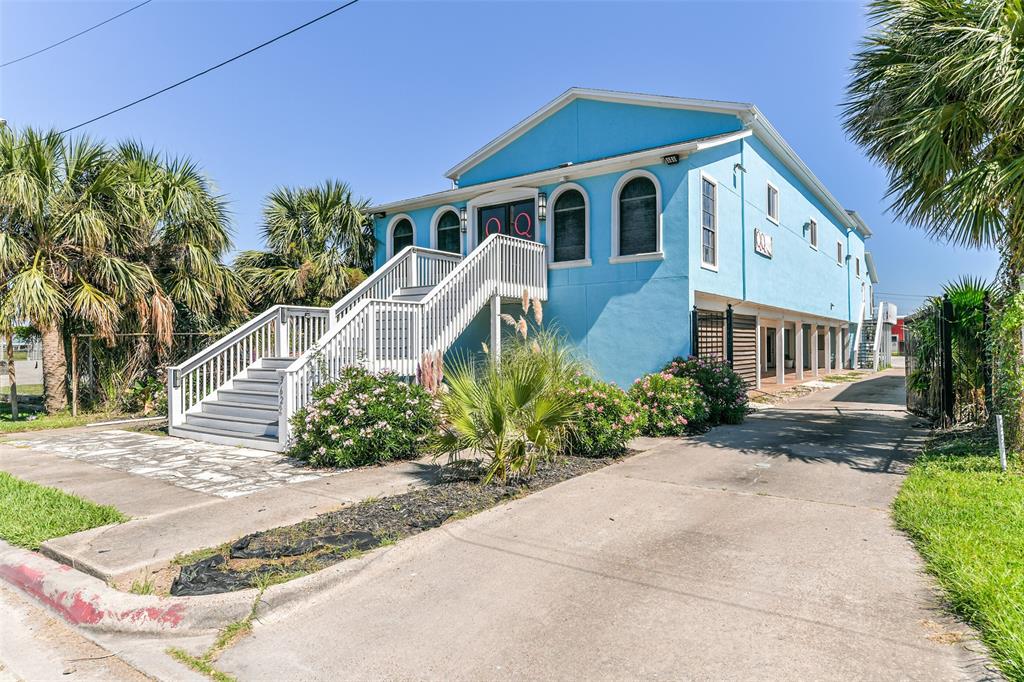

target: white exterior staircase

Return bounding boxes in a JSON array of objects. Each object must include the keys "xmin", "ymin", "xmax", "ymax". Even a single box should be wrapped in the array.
[{"xmin": 168, "ymin": 234, "xmax": 547, "ymax": 451}]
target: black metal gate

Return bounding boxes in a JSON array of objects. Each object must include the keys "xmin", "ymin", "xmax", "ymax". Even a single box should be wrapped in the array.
[{"xmin": 904, "ymin": 297, "xmax": 954, "ymax": 424}]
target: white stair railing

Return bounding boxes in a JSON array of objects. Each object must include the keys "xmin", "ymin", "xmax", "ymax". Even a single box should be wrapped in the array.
[
  {"xmin": 168, "ymin": 305, "xmax": 330, "ymax": 427},
  {"xmin": 330, "ymin": 246, "xmax": 461, "ymax": 323},
  {"xmin": 279, "ymin": 234, "xmax": 547, "ymax": 446}
]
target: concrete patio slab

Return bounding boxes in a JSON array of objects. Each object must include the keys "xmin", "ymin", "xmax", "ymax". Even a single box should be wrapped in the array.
[{"xmin": 3, "ymin": 429, "xmax": 330, "ymax": 498}]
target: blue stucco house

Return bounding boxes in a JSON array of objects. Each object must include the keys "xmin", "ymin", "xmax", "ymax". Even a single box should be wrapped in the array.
[
  {"xmin": 370, "ymin": 88, "xmax": 878, "ymax": 389},
  {"xmin": 168, "ymin": 88, "xmax": 881, "ymax": 450}
]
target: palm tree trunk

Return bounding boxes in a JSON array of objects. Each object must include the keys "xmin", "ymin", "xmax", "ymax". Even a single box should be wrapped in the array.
[
  {"xmin": 41, "ymin": 326, "xmax": 67, "ymax": 414},
  {"xmin": 5, "ymin": 334, "xmax": 16, "ymax": 420}
]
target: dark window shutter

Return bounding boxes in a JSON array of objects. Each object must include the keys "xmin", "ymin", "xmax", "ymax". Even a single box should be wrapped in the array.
[
  {"xmin": 553, "ymin": 189, "xmax": 586, "ymax": 262},
  {"xmin": 618, "ymin": 177, "xmax": 657, "ymax": 256}
]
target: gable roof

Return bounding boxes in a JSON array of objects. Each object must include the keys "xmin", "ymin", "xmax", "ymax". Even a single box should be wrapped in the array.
[{"xmin": 444, "ymin": 87, "xmax": 871, "ymax": 239}]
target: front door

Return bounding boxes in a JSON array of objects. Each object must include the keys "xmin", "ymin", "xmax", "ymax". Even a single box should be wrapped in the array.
[{"xmin": 477, "ymin": 199, "xmax": 536, "ymax": 245}]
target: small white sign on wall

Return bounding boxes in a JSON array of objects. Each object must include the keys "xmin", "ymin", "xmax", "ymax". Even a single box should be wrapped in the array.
[{"xmin": 754, "ymin": 228, "xmax": 773, "ymax": 258}]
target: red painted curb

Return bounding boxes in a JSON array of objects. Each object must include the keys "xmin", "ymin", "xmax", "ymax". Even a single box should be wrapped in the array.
[{"xmin": 0, "ymin": 541, "xmax": 251, "ymax": 634}]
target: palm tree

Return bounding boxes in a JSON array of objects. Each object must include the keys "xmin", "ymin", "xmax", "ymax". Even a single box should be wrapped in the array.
[
  {"xmin": 235, "ymin": 181, "xmax": 375, "ymax": 310},
  {"xmin": 0, "ymin": 127, "xmax": 245, "ymax": 413},
  {"xmin": 843, "ymin": 0, "xmax": 1024, "ymax": 277}
]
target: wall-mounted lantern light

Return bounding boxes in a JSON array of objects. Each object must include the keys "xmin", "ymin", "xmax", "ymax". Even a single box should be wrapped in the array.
[
  {"xmin": 459, "ymin": 206, "xmax": 468, "ymax": 233},
  {"xmin": 662, "ymin": 154, "xmax": 680, "ymax": 165},
  {"xmin": 373, "ymin": 211, "xmax": 387, "ymax": 219},
  {"xmin": 537, "ymin": 192, "xmax": 547, "ymax": 222}
]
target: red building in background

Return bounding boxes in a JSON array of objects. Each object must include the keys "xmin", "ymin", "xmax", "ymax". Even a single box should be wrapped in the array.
[{"xmin": 892, "ymin": 316, "xmax": 905, "ymax": 355}]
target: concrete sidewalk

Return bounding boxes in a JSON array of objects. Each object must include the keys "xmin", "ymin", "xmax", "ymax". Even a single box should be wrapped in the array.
[
  {"xmin": 0, "ymin": 429, "xmax": 441, "ymax": 584},
  {"xmin": 206, "ymin": 371, "xmax": 992, "ymax": 680}
]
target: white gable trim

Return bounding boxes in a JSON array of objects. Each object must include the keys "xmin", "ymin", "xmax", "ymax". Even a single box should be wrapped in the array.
[
  {"xmin": 445, "ymin": 87, "xmax": 752, "ymax": 182},
  {"xmin": 439, "ymin": 87, "xmax": 871, "ymax": 240}
]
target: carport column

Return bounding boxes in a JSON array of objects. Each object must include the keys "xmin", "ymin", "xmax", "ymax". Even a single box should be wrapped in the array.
[
  {"xmin": 754, "ymin": 314, "xmax": 762, "ymax": 390},
  {"xmin": 775, "ymin": 321, "xmax": 785, "ymax": 385},
  {"xmin": 489, "ymin": 293, "xmax": 501, "ymax": 362},
  {"xmin": 833, "ymin": 327, "xmax": 842, "ymax": 372},
  {"xmin": 824, "ymin": 325, "xmax": 833, "ymax": 374},
  {"xmin": 810, "ymin": 325, "xmax": 819, "ymax": 377},
  {"xmin": 795, "ymin": 320, "xmax": 804, "ymax": 381}
]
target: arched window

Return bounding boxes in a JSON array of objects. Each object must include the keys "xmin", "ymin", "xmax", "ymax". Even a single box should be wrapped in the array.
[
  {"xmin": 552, "ymin": 188, "xmax": 586, "ymax": 263},
  {"xmin": 435, "ymin": 210, "xmax": 461, "ymax": 254},
  {"xmin": 616, "ymin": 174, "xmax": 658, "ymax": 257},
  {"xmin": 391, "ymin": 218, "xmax": 413, "ymax": 256}
]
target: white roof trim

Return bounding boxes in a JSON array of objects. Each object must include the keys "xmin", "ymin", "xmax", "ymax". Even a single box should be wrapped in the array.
[
  {"xmin": 864, "ymin": 251, "xmax": 879, "ymax": 284},
  {"xmin": 371, "ymin": 128, "xmax": 752, "ymax": 214},
  {"xmin": 440, "ymin": 87, "xmax": 871, "ymax": 239},
  {"xmin": 444, "ymin": 87, "xmax": 752, "ymax": 181}
]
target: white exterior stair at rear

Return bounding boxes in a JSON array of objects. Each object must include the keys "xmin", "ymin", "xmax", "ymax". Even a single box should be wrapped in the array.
[{"xmin": 167, "ymin": 234, "xmax": 547, "ymax": 452}]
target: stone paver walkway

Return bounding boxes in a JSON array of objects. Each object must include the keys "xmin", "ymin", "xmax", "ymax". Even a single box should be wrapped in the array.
[{"xmin": 4, "ymin": 429, "xmax": 330, "ymax": 498}]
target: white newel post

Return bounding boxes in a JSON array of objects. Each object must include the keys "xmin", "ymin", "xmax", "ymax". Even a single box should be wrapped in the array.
[
  {"xmin": 490, "ymin": 293, "xmax": 501, "ymax": 362},
  {"xmin": 775, "ymin": 322, "xmax": 785, "ymax": 385},
  {"xmin": 168, "ymin": 367, "xmax": 182, "ymax": 427},
  {"xmin": 412, "ymin": 307, "xmax": 422, "ymax": 378},
  {"xmin": 278, "ymin": 373, "xmax": 292, "ymax": 450},
  {"xmin": 366, "ymin": 303, "xmax": 377, "ymax": 373},
  {"xmin": 276, "ymin": 306, "xmax": 289, "ymax": 358},
  {"xmin": 409, "ymin": 251, "xmax": 419, "ymax": 288}
]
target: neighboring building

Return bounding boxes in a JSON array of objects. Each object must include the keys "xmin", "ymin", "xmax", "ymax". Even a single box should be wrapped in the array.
[
  {"xmin": 892, "ymin": 316, "xmax": 906, "ymax": 355},
  {"xmin": 168, "ymin": 88, "xmax": 882, "ymax": 451},
  {"xmin": 371, "ymin": 88, "xmax": 877, "ymax": 388}
]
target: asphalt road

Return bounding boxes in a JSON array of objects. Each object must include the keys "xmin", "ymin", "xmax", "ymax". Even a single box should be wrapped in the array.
[{"xmin": 207, "ymin": 371, "xmax": 990, "ymax": 681}]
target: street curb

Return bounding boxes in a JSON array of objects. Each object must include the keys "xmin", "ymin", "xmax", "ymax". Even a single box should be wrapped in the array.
[{"xmin": 0, "ymin": 541, "xmax": 252, "ymax": 634}]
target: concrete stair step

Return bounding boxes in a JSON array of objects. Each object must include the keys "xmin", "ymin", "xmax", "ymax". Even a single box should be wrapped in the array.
[
  {"xmin": 217, "ymin": 388, "xmax": 279, "ymax": 406},
  {"xmin": 232, "ymin": 377, "xmax": 280, "ymax": 394},
  {"xmin": 245, "ymin": 367, "xmax": 280, "ymax": 381},
  {"xmin": 259, "ymin": 357, "xmax": 295, "ymax": 370},
  {"xmin": 186, "ymin": 411, "xmax": 278, "ymax": 437},
  {"xmin": 203, "ymin": 399, "xmax": 279, "ymax": 421},
  {"xmin": 170, "ymin": 423, "xmax": 280, "ymax": 451}
]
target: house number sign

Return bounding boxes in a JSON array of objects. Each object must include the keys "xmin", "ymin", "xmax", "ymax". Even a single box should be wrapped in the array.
[{"xmin": 754, "ymin": 228, "xmax": 773, "ymax": 258}]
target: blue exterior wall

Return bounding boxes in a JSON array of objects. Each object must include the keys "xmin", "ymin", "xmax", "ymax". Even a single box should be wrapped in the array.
[
  {"xmin": 372, "ymin": 97, "xmax": 870, "ymax": 386},
  {"xmin": 456, "ymin": 99, "xmax": 743, "ymax": 187}
]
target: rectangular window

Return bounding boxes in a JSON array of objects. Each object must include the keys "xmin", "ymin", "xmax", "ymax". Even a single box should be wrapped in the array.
[
  {"xmin": 836, "ymin": 241, "xmax": 843, "ymax": 266},
  {"xmin": 701, "ymin": 176, "xmax": 717, "ymax": 268},
  {"xmin": 767, "ymin": 182, "xmax": 779, "ymax": 223},
  {"xmin": 855, "ymin": 257, "xmax": 861, "ymax": 276},
  {"xmin": 809, "ymin": 219, "xmax": 818, "ymax": 248}
]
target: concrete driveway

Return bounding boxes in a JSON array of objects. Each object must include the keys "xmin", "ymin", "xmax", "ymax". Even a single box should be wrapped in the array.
[{"xmin": 210, "ymin": 372, "xmax": 989, "ymax": 680}]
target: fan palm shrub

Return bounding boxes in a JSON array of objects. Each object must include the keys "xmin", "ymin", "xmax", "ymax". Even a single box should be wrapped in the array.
[
  {"xmin": 432, "ymin": 330, "xmax": 582, "ymax": 484},
  {"xmin": 235, "ymin": 181, "xmax": 375, "ymax": 311},
  {"xmin": 0, "ymin": 127, "xmax": 243, "ymax": 413},
  {"xmin": 843, "ymin": 0, "xmax": 1024, "ymax": 278}
]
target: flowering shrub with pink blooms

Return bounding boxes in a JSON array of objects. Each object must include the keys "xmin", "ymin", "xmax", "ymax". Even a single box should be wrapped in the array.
[
  {"xmin": 565, "ymin": 374, "xmax": 645, "ymax": 457},
  {"xmin": 663, "ymin": 356, "xmax": 749, "ymax": 425},
  {"xmin": 289, "ymin": 367, "xmax": 438, "ymax": 468},
  {"xmin": 628, "ymin": 372, "xmax": 708, "ymax": 436}
]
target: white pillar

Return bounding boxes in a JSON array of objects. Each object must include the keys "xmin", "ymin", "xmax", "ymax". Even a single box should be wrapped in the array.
[
  {"xmin": 833, "ymin": 327, "xmax": 841, "ymax": 371},
  {"xmin": 811, "ymin": 324, "xmax": 819, "ymax": 377},
  {"xmin": 489, "ymin": 294, "xmax": 501, "ymax": 362},
  {"xmin": 754, "ymin": 314, "xmax": 762, "ymax": 390},
  {"xmin": 824, "ymin": 325, "xmax": 832, "ymax": 374},
  {"xmin": 775, "ymin": 321, "xmax": 785, "ymax": 385},
  {"xmin": 795, "ymin": 320, "xmax": 804, "ymax": 381}
]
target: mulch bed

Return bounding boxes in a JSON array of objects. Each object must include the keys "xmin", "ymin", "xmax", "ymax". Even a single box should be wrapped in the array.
[{"xmin": 171, "ymin": 454, "xmax": 621, "ymax": 596}]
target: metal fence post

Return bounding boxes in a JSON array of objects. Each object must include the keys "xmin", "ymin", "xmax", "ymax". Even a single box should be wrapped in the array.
[
  {"xmin": 726, "ymin": 304, "xmax": 735, "ymax": 368},
  {"xmin": 941, "ymin": 295, "xmax": 955, "ymax": 424},
  {"xmin": 691, "ymin": 306, "xmax": 699, "ymax": 358}
]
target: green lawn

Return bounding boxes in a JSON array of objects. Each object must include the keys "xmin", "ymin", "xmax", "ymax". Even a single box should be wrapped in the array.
[
  {"xmin": 0, "ymin": 383, "xmax": 43, "ymax": 397},
  {"xmin": 893, "ymin": 430, "xmax": 1024, "ymax": 680},
  {"xmin": 0, "ymin": 404, "xmax": 113, "ymax": 434},
  {"xmin": 0, "ymin": 472, "xmax": 127, "ymax": 549}
]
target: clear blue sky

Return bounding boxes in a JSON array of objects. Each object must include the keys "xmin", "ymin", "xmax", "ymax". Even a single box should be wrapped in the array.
[{"xmin": 1, "ymin": 0, "xmax": 1000, "ymax": 314}]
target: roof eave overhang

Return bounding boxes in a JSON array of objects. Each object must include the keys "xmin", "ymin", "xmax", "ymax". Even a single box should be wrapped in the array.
[{"xmin": 370, "ymin": 128, "xmax": 753, "ymax": 214}]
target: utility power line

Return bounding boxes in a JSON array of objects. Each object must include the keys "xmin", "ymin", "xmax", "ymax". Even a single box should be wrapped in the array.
[
  {"xmin": 13, "ymin": 0, "xmax": 362, "ymax": 141},
  {"xmin": 1, "ymin": 0, "xmax": 155, "ymax": 68}
]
